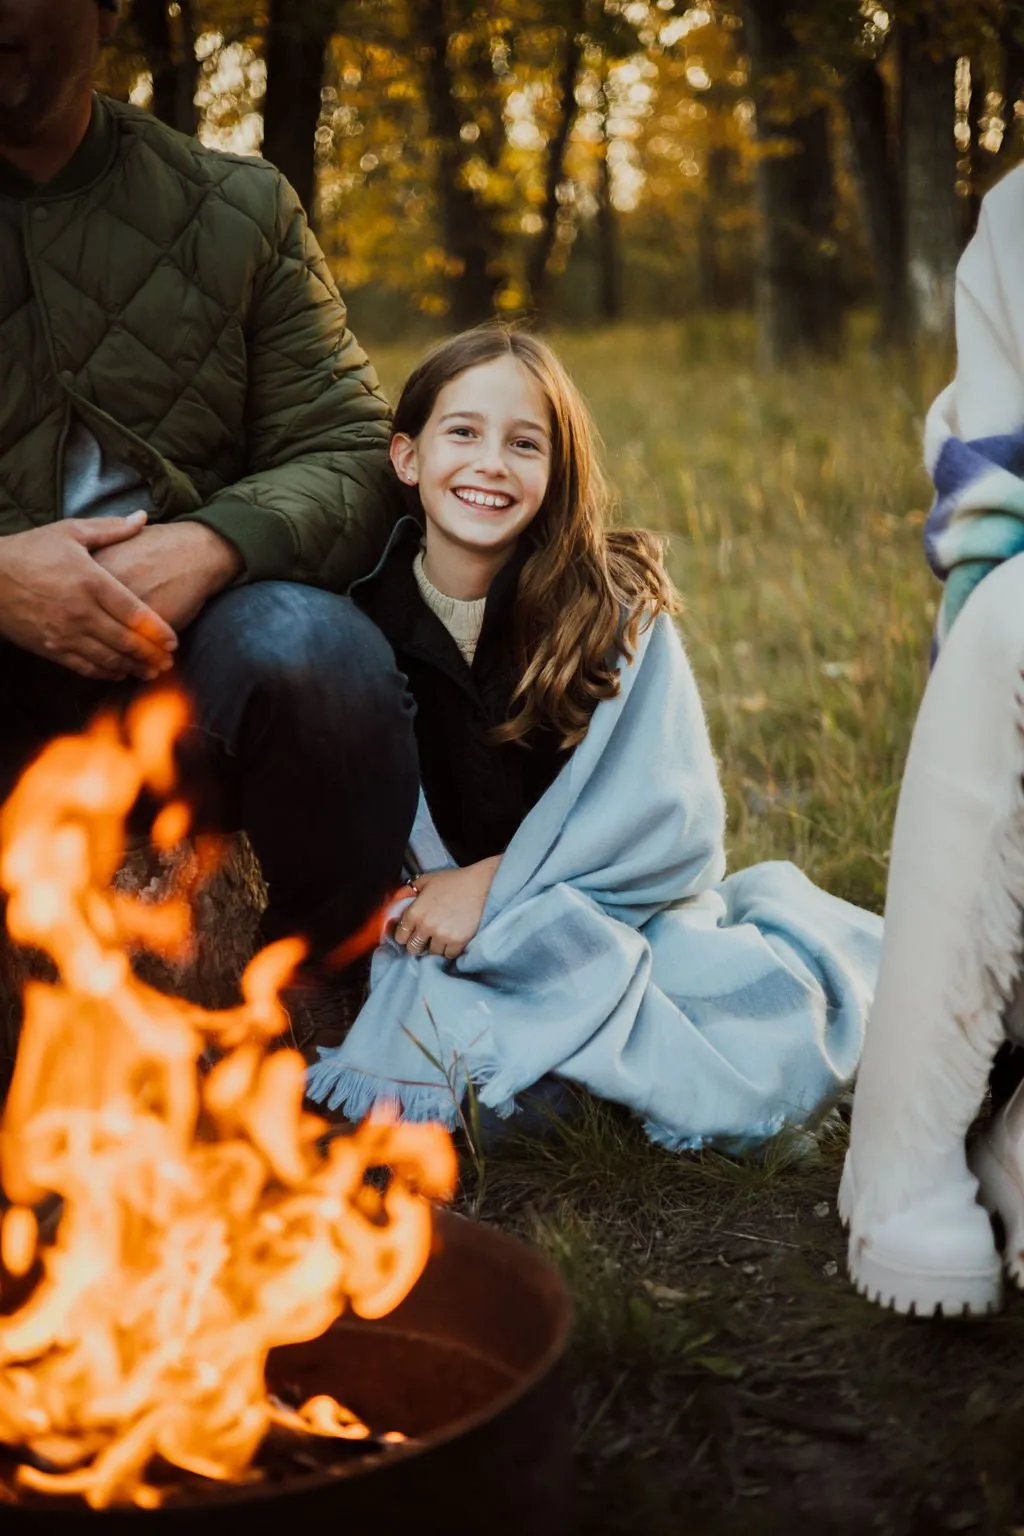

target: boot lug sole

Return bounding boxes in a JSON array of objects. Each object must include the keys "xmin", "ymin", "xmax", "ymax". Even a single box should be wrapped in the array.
[{"xmin": 847, "ymin": 1242, "xmax": 1002, "ymax": 1317}]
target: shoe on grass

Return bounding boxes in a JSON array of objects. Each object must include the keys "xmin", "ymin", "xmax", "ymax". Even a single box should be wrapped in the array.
[{"xmin": 840, "ymin": 1148, "xmax": 1003, "ymax": 1318}]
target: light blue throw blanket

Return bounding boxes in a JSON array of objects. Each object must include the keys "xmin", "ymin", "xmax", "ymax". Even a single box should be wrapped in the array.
[{"xmin": 307, "ymin": 613, "xmax": 883, "ymax": 1152}]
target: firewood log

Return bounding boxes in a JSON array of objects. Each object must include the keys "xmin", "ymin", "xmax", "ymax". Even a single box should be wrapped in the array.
[{"xmin": 0, "ymin": 835, "xmax": 267, "ymax": 1097}]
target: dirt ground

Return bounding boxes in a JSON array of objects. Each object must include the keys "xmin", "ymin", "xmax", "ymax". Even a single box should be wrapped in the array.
[{"xmin": 472, "ymin": 1099, "xmax": 1024, "ymax": 1536}]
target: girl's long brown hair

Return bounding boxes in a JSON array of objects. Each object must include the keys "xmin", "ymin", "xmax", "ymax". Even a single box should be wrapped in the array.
[{"xmin": 392, "ymin": 325, "xmax": 680, "ymax": 750}]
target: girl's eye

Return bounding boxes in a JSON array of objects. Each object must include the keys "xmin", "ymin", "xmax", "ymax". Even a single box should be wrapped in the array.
[
  {"xmin": 448, "ymin": 425, "xmax": 475, "ymax": 438},
  {"xmin": 513, "ymin": 438, "xmax": 542, "ymax": 453}
]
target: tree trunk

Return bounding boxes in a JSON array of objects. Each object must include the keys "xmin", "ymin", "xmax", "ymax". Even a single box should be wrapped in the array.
[
  {"xmin": 742, "ymin": 0, "xmax": 843, "ymax": 366},
  {"xmin": 841, "ymin": 56, "xmax": 907, "ymax": 347},
  {"xmin": 261, "ymin": 0, "xmax": 339, "ymax": 222},
  {"xmin": 696, "ymin": 138, "xmax": 732, "ymax": 312},
  {"xmin": 131, "ymin": 0, "xmax": 199, "ymax": 136},
  {"xmin": 595, "ymin": 121, "xmax": 622, "ymax": 323},
  {"xmin": 899, "ymin": 16, "xmax": 961, "ymax": 343},
  {"xmin": 526, "ymin": 3, "xmax": 585, "ymax": 313},
  {"xmin": 412, "ymin": 0, "xmax": 497, "ymax": 327}
]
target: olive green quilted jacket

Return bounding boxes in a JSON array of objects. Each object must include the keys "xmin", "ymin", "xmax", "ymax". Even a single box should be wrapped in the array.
[{"xmin": 0, "ymin": 94, "xmax": 395, "ymax": 588}]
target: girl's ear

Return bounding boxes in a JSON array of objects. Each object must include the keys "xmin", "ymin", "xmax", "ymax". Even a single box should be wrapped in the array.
[{"xmin": 389, "ymin": 434, "xmax": 419, "ymax": 485}]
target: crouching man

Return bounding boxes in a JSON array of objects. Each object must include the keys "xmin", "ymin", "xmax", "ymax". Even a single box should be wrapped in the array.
[{"xmin": 0, "ymin": 0, "xmax": 418, "ymax": 1038}]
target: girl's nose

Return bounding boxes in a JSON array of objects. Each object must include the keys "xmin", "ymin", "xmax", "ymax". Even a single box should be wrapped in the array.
[{"xmin": 472, "ymin": 436, "xmax": 510, "ymax": 476}]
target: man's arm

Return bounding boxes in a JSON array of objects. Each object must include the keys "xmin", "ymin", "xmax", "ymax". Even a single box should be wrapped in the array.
[{"xmin": 174, "ymin": 172, "xmax": 396, "ymax": 593}]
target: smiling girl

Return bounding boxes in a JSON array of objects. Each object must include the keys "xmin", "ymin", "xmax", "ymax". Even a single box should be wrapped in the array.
[
  {"xmin": 350, "ymin": 324, "xmax": 677, "ymax": 961},
  {"xmin": 308, "ymin": 324, "xmax": 881, "ymax": 1153}
]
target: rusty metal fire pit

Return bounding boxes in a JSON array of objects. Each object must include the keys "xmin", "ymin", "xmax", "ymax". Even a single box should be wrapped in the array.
[{"xmin": 2, "ymin": 1209, "xmax": 573, "ymax": 1536}]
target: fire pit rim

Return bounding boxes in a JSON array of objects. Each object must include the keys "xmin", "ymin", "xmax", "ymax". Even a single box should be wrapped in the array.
[{"xmin": 4, "ymin": 1207, "xmax": 572, "ymax": 1519}]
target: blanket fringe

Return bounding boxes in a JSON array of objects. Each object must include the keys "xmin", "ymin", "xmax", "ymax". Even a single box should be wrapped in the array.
[
  {"xmin": 306, "ymin": 1043, "xmax": 520, "ymax": 1129},
  {"xmin": 869, "ymin": 671, "xmax": 1024, "ymax": 1220}
]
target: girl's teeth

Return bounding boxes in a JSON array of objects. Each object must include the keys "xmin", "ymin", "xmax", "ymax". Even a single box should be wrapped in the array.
[{"xmin": 455, "ymin": 490, "xmax": 510, "ymax": 509}]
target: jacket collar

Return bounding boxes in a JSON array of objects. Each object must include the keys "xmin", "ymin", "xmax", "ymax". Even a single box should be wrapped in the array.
[
  {"xmin": 0, "ymin": 93, "xmax": 115, "ymax": 202},
  {"xmin": 353, "ymin": 512, "xmax": 531, "ymax": 697}
]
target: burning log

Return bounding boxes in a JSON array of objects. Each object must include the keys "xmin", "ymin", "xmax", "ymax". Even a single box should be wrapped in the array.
[
  {"xmin": 0, "ymin": 833, "xmax": 267, "ymax": 1097},
  {"xmin": 0, "ymin": 692, "xmax": 457, "ymax": 1512}
]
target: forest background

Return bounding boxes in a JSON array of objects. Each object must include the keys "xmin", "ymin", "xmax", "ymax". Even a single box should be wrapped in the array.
[{"xmin": 97, "ymin": 0, "xmax": 1024, "ymax": 361}]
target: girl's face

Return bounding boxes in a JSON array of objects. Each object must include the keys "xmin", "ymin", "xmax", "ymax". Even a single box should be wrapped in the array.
[{"xmin": 391, "ymin": 355, "xmax": 552, "ymax": 566}]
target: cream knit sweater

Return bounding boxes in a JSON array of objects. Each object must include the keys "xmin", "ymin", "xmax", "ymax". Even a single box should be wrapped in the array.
[{"xmin": 413, "ymin": 550, "xmax": 487, "ymax": 665}]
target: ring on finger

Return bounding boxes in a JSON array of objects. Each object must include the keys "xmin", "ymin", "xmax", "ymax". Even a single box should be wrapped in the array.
[{"xmin": 407, "ymin": 934, "xmax": 427, "ymax": 953}]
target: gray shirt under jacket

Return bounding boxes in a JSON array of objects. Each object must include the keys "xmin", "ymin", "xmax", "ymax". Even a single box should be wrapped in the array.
[{"xmin": 61, "ymin": 412, "xmax": 153, "ymax": 521}]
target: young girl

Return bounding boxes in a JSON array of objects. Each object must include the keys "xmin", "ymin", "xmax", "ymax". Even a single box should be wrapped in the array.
[{"xmin": 307, "ymin": 326, "xmax": 882, "ymax": 1152}]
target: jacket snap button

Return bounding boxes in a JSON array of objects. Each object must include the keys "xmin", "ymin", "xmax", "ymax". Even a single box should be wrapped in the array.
[{"xmin": 32, "ymin": 206, "xmax": 48, "ymax": 223}]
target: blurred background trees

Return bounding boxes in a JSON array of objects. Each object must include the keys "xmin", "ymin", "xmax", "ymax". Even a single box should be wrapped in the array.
[{"xmin": 99, "ymin": 0, "xmax": 1024, "ymax": 362}]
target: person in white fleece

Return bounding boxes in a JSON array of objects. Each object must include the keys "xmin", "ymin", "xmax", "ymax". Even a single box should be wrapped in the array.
[{"xmin": 841, "ymin": 164, "xmax": 1024, "ymax": 1317}]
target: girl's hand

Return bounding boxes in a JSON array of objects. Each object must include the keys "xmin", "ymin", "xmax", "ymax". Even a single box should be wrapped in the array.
[{"xmin": 394, "ymin": 856, "xmax": 501, "ymax": 960}]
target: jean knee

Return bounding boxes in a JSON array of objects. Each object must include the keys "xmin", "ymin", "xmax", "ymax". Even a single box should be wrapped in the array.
[{"xmin": 182, "ymin": 581, "xmax": 414, "ymax": 742}]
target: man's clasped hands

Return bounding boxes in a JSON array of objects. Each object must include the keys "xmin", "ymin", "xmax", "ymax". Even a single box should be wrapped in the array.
[{"xmin": 0, "ymin": 511, "xmax": 241, "ymax": 683}]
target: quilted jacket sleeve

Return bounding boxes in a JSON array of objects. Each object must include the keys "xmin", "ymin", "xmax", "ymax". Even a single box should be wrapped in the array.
[{"xmin": 178, "ymin": 172, "xmax": 396, "ymax": 591}]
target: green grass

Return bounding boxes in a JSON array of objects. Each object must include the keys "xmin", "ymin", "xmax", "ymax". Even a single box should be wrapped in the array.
[{"xmin": 361, "ymin": 319, "xmax": 1024, "ymax": 1533}]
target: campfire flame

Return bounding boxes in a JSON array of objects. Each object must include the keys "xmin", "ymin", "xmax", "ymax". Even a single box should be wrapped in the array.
[{"xmin": 0, "ymin": 694, "xmax": 456, "ymax": 1510}]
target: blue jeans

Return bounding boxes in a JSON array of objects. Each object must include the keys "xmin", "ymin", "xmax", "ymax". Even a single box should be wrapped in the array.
[{"xmin": 0, "ymin": 581, "xmax": 419, "ymax": 962}]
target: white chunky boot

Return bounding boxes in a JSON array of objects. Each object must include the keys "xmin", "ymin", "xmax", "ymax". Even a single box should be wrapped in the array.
[{"xmin": 842, "ymin": 555, "xmax": 1024, "ymax": 1317}]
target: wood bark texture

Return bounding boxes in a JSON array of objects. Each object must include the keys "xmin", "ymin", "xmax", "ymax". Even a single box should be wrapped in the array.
[{"xmin": 0, "ymin": 837, "xmax": 267, "ymax": 1099}]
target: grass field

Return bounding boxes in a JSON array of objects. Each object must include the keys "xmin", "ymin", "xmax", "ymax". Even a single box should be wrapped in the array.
[{"xmin": 365, "ymin": 320, "xmax": 1024, "ymax": 1536}]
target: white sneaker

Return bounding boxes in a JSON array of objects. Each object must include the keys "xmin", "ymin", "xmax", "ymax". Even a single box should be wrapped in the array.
[{"xmin": 840, "ymin": 1151, "xmax": 1003, "ymax": 1317}]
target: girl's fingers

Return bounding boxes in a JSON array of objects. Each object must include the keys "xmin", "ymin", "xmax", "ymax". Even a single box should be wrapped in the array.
[{"xmin": 395, "ymin": 912, "xmax": 430, "ymax": 955}]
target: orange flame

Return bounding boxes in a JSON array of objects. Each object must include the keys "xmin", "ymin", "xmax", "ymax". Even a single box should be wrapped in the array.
[{"xmin": 0, "ymin": 693, "xmax": 456, "ymax": 1510}]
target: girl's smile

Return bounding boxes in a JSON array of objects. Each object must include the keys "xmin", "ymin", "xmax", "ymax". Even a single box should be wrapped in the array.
[{"xmin": 389, "ymin": 354, "xmax": 552, "ymax": 598}]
